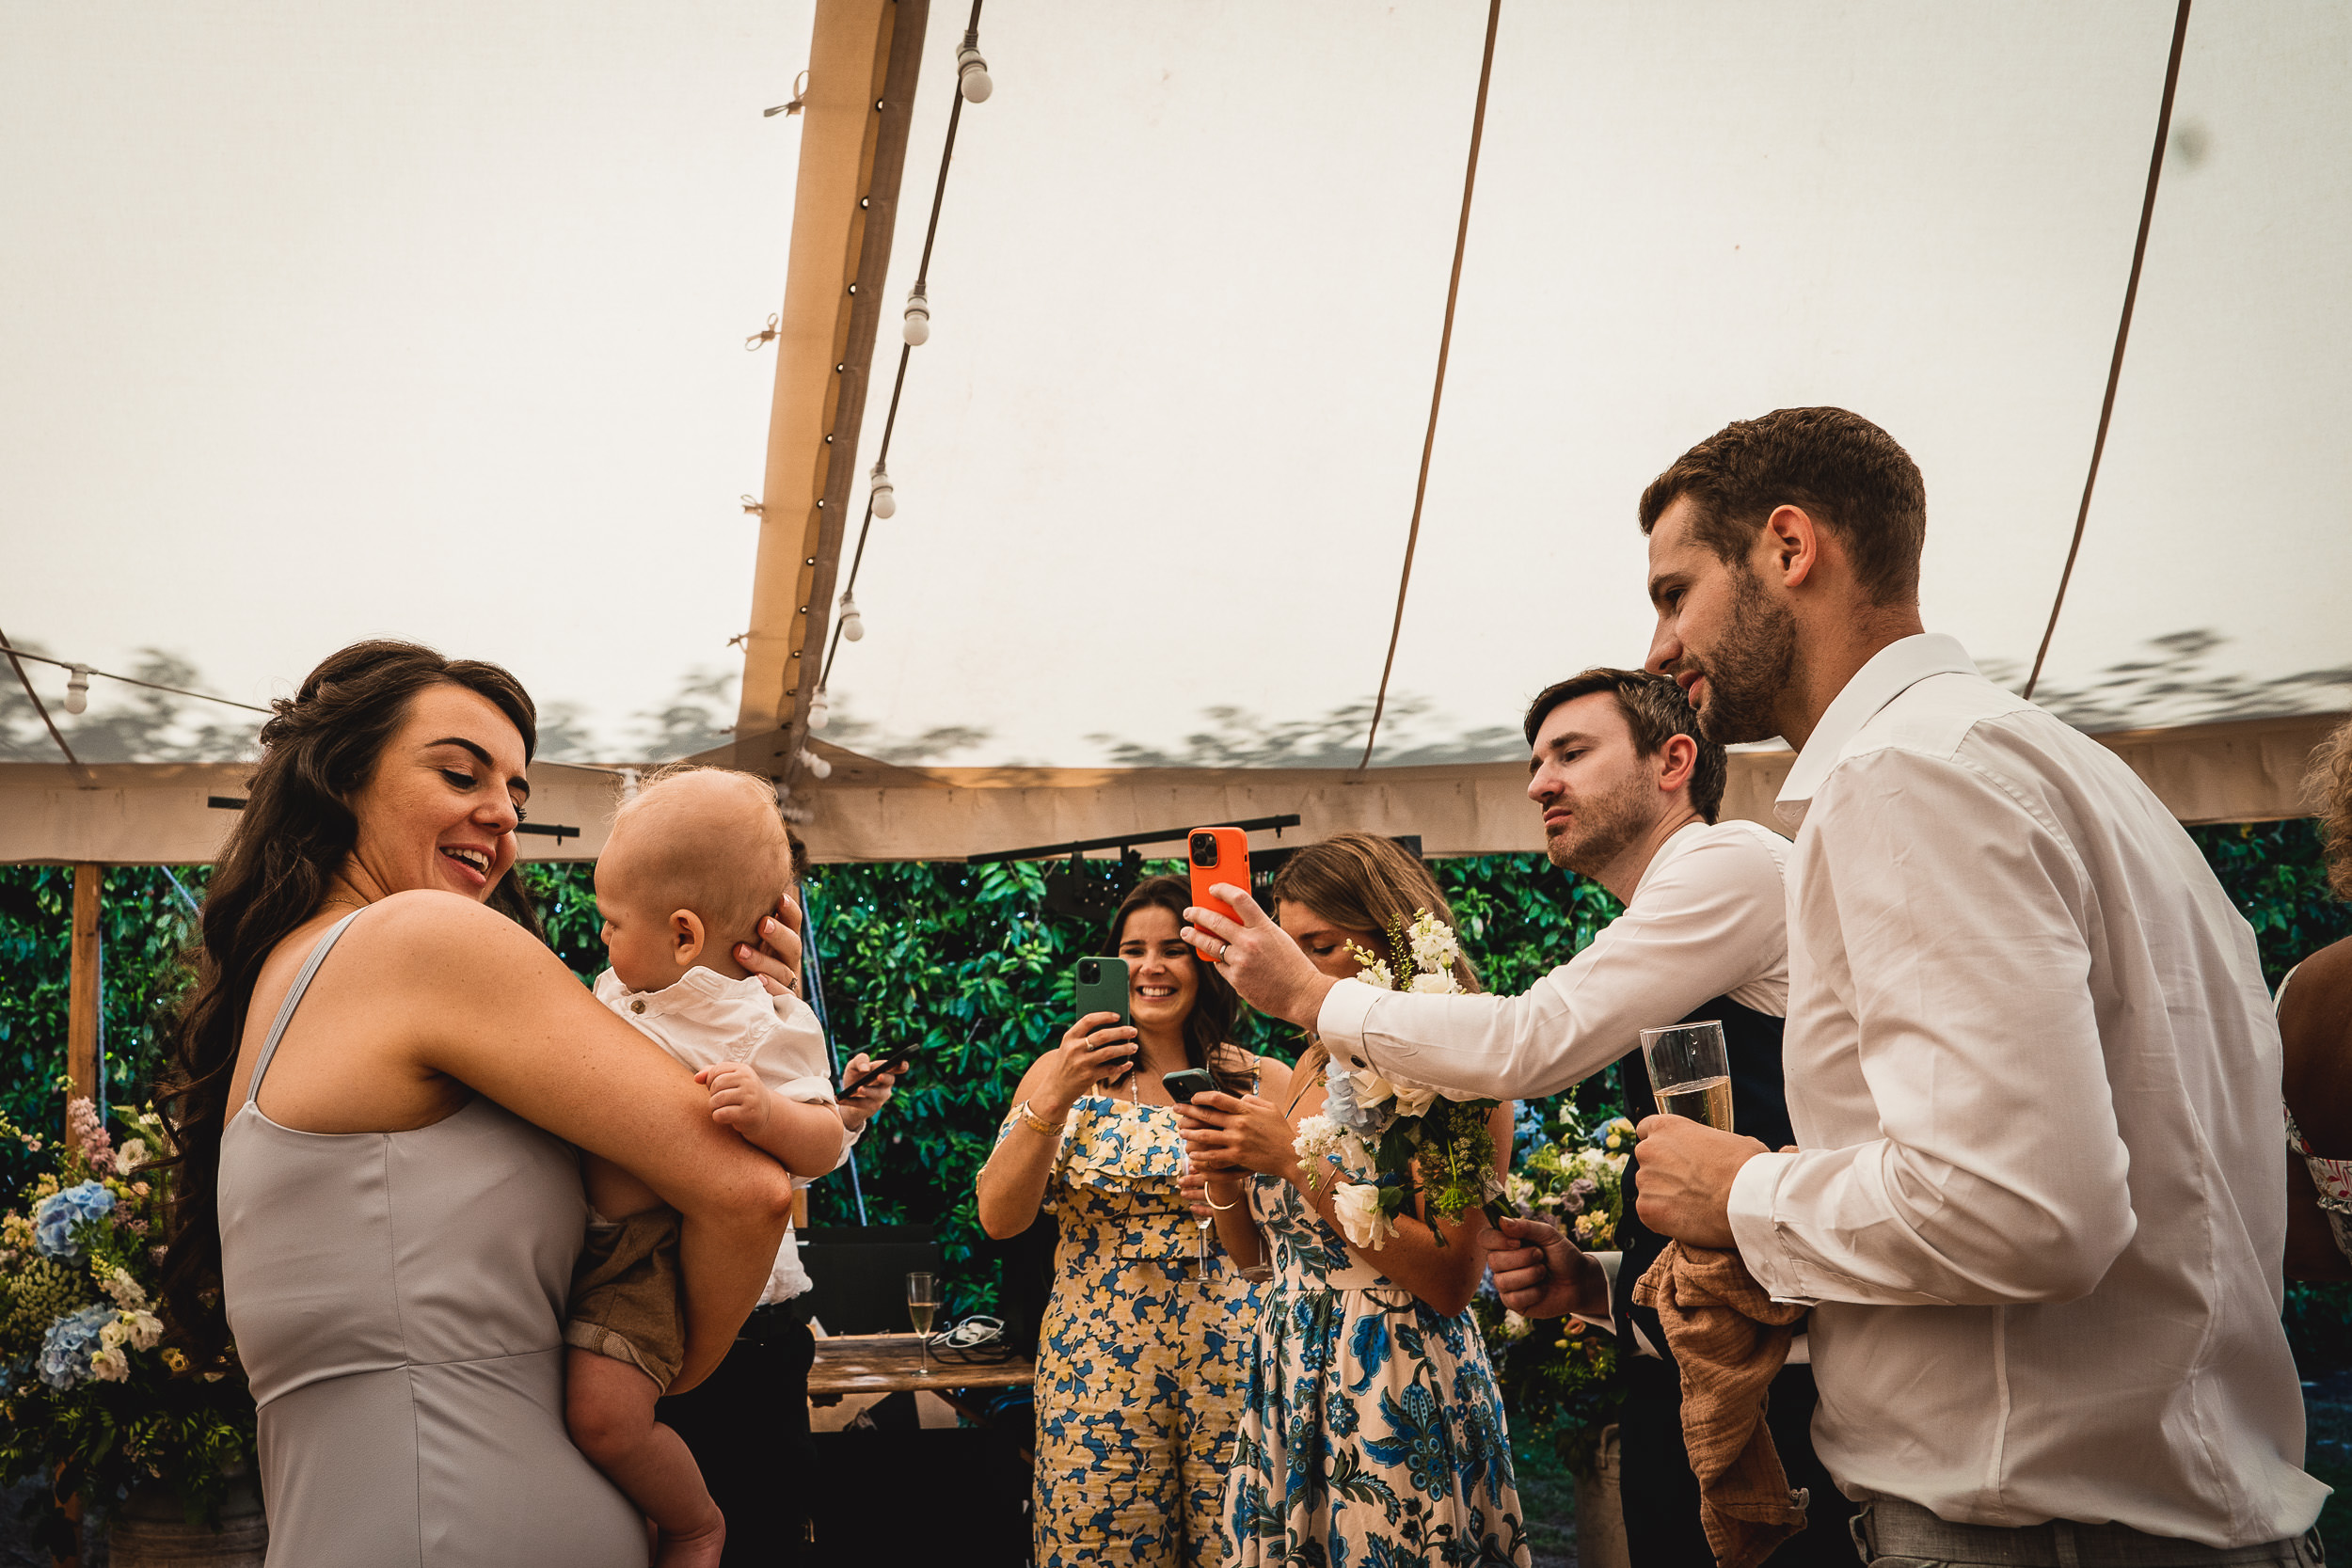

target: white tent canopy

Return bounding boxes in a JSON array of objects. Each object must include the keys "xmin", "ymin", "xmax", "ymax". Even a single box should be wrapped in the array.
[{"xmin": 5, "ymin": 1, "xmax": 2347, "ymax": 863}]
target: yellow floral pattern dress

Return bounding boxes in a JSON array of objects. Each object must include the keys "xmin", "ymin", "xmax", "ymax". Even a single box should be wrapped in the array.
[{"xmin": 998, "ymin": 1088, "xmax": 1263, "ymax": 1568}]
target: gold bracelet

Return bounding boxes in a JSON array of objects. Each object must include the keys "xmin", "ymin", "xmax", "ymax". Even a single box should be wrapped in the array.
[
  {"xmin": 1204, "ymin": 1188, "xmax": 1242, "ymax": 1212},
  {"xmin": 1015, "ymin": 1099, "xmax": 1066, "ymax": 1137}
]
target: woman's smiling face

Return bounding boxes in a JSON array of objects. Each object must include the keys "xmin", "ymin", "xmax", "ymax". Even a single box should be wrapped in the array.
[
  {"xmin": 1118, "ymin": 903, "xmax": 1200, "ymax": 1031},
  {"xmin": 341, "ymin": 682, "xmax": 530, "ymax": 903}
]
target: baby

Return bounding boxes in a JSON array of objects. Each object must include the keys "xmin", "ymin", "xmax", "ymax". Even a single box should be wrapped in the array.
[{"xmin": 563, "ymin": 766, "xmax": 851, "ymax": 1566}]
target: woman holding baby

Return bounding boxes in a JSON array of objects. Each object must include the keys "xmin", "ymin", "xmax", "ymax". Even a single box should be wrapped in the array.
[
  {"xmin": 160, "ymin": 640, "xmax": 879, "ymax": 1568},
  {"xmin": 977, "ymin": 875, "xmax": 1290, "ymax": 1568}
]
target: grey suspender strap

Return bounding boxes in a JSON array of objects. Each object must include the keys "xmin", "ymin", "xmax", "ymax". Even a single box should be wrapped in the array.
[{"xmin": 245, "ymin": 911, "xmax": 362, "ymax": 1105}]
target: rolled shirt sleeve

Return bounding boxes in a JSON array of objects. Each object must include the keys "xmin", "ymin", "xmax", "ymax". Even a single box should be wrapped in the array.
[
  {"xmin": 1734, "ymin": 748, "xmax": 2138, "ymax": 1308},
  {"xmin": 1317, "ymin": 824, "xmax": 1788, "ymax": 1101}
]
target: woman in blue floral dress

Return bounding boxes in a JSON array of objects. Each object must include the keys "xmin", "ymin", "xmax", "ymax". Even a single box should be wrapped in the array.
[
  {"xmin": 1179, "ymin": 834, "xmax": 1529, "ymax": 1568},
  {"xmin": 977, "ymin": 876, "xmax": 1291, "ymax": 1567}
]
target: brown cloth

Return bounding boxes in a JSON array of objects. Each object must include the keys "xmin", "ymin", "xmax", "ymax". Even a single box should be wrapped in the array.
[
  {"xmin": 564, "ymin": 1207, "xmax": 687, "ymax": 1391},
  {"xmin": 1631, "ymin": 1240, "xmax": 1812, "ymax": 1568}
]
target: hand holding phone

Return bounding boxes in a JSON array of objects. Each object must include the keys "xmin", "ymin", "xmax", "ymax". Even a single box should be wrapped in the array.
[
  {"xmin": 842, "ymin": 1046, "xmax": 923, "ymax": 1097},
  {"xmin": 1187, "ymin": 828, "xmax": 1250, "ymax": 935},
  {"xmin": 1161, "ymin": 1068, "xmax": 1217, "ymax": 1105}
]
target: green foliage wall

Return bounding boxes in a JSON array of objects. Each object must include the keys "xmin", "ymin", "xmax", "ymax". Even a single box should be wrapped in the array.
[{"xmin": 2, "ymin": 816, "xmax": 2346, "ymax": 1324}]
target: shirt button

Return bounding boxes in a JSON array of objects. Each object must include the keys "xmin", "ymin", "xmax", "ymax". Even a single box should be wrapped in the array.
[{"xmin": 630, "ymin": 1000, "xmax": 646, "ymax": 1015}]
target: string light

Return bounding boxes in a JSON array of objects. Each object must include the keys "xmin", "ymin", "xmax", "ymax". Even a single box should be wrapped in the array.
[
  {"xmin": 63, "ymin": 664, "xmax": 90, "ymax": 716},
  {"xmin": 838, "ymin": 592, "xmax": 865, "ymax": 642},
  {"xmin": 808, "ymin": 688, "xmax": 832, "ymax": 731},
  {"xmin": 957, "ymin": 38, "xmax": 993, "ymax": 103},
  {"xmin": 902, "ymin": 287, "xmax": 930, "ymax": 345},
  {"xmin": 869, "ymin": 462, "xmax": 896, "ymax": 518},
  {"xmin": 797, "ymin": 747, "xmax": 833, "ymax": 780}
]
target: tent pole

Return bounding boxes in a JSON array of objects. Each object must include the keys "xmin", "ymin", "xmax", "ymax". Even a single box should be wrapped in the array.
[{"xmin": 67, "ymin": 864, "xmax": 101, "ymax": 1143}]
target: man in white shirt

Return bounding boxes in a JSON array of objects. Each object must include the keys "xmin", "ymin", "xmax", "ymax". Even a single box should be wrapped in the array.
[
  {"xmin": 1630, "ymin": 405, "xmax": 2325, "ymax": 1564},
  {"xmin": 1185, "ymin": 667, "xmax": 1857, "ymax": 1567}
]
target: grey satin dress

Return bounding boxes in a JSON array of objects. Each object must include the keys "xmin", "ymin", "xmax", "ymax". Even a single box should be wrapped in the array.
[{"xmin": 218, "ymin": 913, "xmax": 645, "ymax": 1566}]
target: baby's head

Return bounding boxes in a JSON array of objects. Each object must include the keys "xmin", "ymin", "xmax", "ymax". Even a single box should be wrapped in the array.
[{"xmin": 595, "ymin": 766, "xmax": 795, "ymax": 992}]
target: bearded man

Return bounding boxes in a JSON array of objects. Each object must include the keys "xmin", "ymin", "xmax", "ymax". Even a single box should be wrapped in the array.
[
  {"xmin": 1186, "ymin": 666, "xmax": 1856, "ymax": 1568},
  {"xmin": 1630, "ymin": 406, "xmax": 2322, "ymax": 1568}
]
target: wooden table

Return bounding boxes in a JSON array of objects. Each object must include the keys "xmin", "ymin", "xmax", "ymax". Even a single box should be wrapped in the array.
[{"xmin": 807, "ymin": 1331, "xmax": 1036, "ymax": 1398}]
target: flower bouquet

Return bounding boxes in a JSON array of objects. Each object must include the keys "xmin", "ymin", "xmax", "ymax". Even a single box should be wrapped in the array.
[
  {"xmin": 1292, "ymin": 910, "xmax": 1505, "ymax": 1249},
  {"xmin": 1474, "ymin": 1104, "xmax": 1634, "ymax": 1468},
  {"xmin": 0, "ymin": 1095, "xmax": 258, "ymax": 1526}
]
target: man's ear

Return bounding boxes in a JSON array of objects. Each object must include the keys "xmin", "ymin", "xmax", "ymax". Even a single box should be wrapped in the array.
[
  {"xmin": 669, "ymin": 909, "xmax": 708, "ymax": 967},
  {"xmin": 1763, "ymin": 504, "xmax": 1820, "ymax": 590},
  {"xmin": 1655, "ymin": 734, "xmax": 1700, "ymax": 797}
]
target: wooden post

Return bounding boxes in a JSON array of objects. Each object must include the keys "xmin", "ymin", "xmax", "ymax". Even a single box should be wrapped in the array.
[{"xmin": 66, "ymin": 863, "xmax": 100, "ymax": 1140}]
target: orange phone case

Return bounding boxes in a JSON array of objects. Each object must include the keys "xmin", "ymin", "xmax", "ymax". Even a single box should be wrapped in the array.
[{"xmin": 1186, "ymin": 826, "xmax": 1251, "ymax": 929}]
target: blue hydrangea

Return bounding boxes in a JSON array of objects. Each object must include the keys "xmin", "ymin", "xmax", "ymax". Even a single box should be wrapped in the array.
[
  {"xmin": 1324, "ymin": 1070, "xmax": 1384, "ymax": 1136},
  {"xmin": 34, "ymin": 1181, "xmax": 115, "ymax": 1259},
  {"xmin": 38, "ymin": 1305, "xmax": 115, "ymax": 1390}
]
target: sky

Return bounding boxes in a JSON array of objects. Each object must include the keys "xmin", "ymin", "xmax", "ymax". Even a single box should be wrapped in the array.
[{"xmin": 6, "ymin": 1, "xmax": 2347, "ymax": 768}]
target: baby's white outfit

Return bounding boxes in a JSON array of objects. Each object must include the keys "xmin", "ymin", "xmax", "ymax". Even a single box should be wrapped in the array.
[{"xmin": 594, "ymin": 965, "xmax": 857, "ymax": 1303}]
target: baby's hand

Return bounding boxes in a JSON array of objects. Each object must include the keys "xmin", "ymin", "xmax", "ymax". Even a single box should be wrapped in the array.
[{"xmin": 695, "ymin": 1062, "xmax": 771, "ymax": 1141}]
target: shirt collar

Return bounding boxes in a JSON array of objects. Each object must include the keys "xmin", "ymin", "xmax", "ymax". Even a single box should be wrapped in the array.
[
  {"xmin": 595, "ymin": 964, "xmax": 770, "ymax": 1018},
  {"xmin": 1776, "ymin": 632, "xmax": 1979, "ymax": 813}
]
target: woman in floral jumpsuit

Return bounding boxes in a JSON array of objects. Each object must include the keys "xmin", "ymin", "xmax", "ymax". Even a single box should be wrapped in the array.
[{"xmin": 977, "ymin": 876, "xmax": 1290, "ymax": 1567}]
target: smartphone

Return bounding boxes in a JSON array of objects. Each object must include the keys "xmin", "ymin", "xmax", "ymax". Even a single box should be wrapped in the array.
[
  {"xmin": 841, "ymin": 1044, "xmax": 927, "ymax": 1097},
  {"xmin": 1073, "ymin": 956, "xmax": 1136, "ymax": 1083},
  {"xmin": 1161, "ymin": 1068, "xmax": 1217, "ymax": 1105},
  {"xmin": 1187, "ymin": 827, "xmax": 1250, "ymax": 932}
]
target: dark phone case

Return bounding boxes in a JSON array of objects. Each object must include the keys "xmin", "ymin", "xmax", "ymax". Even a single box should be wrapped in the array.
[
  {"xmin": 1073, "ymin": 957, "xmax": 1131, "ymax": 1031},
  {"xmin": 1187, "ymin": 827, "xmax": 1251, "ymax": 928},
  {"xmin": 1162, "ymin": 1069, "xmax": 1216, "ymax": 1104}
]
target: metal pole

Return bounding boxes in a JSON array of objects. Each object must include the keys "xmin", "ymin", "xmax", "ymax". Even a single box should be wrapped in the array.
[{"xmin": 800, "ymin": 883, "xmax": 869, "ymax": 1227}]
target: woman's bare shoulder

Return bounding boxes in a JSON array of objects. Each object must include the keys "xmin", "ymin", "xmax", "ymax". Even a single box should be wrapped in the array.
[{"xmin": 2282, "ymin": 937, "xmax": 2352, "ymax": 1119}]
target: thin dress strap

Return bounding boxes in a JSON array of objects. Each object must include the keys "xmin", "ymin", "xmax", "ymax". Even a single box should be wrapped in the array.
[{"xmin": 246, "ymin": 911, "xmax": 363, "ymax": 1105}]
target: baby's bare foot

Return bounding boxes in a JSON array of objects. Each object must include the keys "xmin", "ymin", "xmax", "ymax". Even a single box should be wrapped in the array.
[{"xmin": 653, "ymin": 1512, "xmax": 724, "ymax": 1568}]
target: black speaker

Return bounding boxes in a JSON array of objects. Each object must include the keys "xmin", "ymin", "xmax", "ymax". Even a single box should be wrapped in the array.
[{"xmin": 796, "ymin": 1225, "xmax": 941, "ymax": 1336}]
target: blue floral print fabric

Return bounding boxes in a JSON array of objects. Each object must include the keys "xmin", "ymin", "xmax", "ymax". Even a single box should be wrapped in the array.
[
  {"xmin": 1221, "ymin": 1167, "xmax": 1530, "ymax": 1567},
  {"xmin": 998, "ymin": 1091, "xmax": 1262, "ymax": 1567}
]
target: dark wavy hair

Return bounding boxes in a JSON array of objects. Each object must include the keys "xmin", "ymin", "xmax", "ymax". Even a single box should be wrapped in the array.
[
  {"xmin": 1103, "ymin": 875, "xmax": 1253, "ymax": 1095},
  {"xmin": 156, "ymin": 641, "xmax": 542, "ymax": 1359}
]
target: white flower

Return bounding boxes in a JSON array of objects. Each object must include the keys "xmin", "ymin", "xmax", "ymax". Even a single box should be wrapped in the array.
[
  {"xmin": 1330, "ymin": 1182, "xmax": 1398, "ymax": 1250},
  {"xmin": 115, "ymin": 1138, "xmax": 148, "ymax": 1173},
  {"xmin": 1391, "ymin": 1084, "xmax": 1438, "ymax": 1118},
  {"xmin": 91, "ymin": 1347, "xmax": 130, "ymax": 1383},
  {"xmin": 1501, "ymin": 1309, "xmax": 1533, "ymax": 1341},
  {"xmin": 1407, "ymin": 911, "xmax": 1461, "ymax": 974},
  {"xmin": 1347, "ymin": 1069, "xmax": 1397, "ymax": 1109},
  {"xmin": 100, "ymin": 1318, "xmax": 132, "ymax": 1353},
  {"xmin": 1406, "ymin": 969, "xmax": 1461, "ymax": 995},
  {"xmin": 103, "ymin": 1267, "xmax": 147, "ymax": 1311},
  {"xmin": 129, "ymin": 1310, "xmax": 163, "ymax": 1351},
  {"xmin": 1355, "ymin": 958, "xmax": 1394, "ymax": 993},
  {"xmin": 1293, "ymin": 1117, "xmax": 1375, "ymax": 1185}
]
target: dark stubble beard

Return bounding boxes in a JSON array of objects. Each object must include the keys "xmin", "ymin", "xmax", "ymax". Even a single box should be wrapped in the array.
[
  {"xmin": 1691, "ymin": 563, "xmax": 1799, "ymax": 747},
  {"xmin": 1546, "ymin": 765, "xmax": 1654, "ymax": 878}
]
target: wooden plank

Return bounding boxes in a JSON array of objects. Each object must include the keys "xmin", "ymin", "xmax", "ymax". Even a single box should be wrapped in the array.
[
  {"xmin": 67, "ymin": 863, "xmax": 100, "ymax": 1132},
  {"xmin": 807, "ymin": 1332, "xmax": 1035, "ymax": 1395},
  {"xmin": 734, "ymin": 0, "xmax": 931, "ymax": 776}
]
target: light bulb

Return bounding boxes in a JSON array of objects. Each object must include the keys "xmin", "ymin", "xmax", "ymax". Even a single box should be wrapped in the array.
[
  {"xmin": 63, "ymin": 664, "xmax": 90, "ymax": 716},
  {"xmin": 619, "ymin": 767, "xmax": 642, "ymax": 803},
  {"xmin": 798, "ymin": 748, "xmax": 833, "ymax": 781},
  {"xmin": 957, "ymin": 44, "xmax": 992, "ymax": 103},
  {"xmin": 839, "ymin": 593, "xmax": 865, "ymax": 642},
  {"xmin": 902, "ymin": 288, "xmax": 930, "ymax": 346},
  {"xmin": 808, "ymin": 689, "xmax": 832, "ymax": 731},
  {"xmin": 870, "ymin": 462, "xmax": 896, "ymax": 519}
]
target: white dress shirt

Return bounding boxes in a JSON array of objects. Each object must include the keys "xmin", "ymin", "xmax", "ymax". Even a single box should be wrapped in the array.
[
  {"xmin": 1318, "ymin": 818, "xmax": 1790, "ymax": 1099},
  {"xmin": 1726, "ymin": 634, "xmax": 2323, "ymax": 1545},
  {"xmin": 596, "ymin": 966, "xmax": 859, "ymax": 1305}
]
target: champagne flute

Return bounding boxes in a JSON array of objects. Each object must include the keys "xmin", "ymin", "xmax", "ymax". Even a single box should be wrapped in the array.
[
  {"xmin": 1638, "ymin": 1021, "xmax": 1735, "ymax": 1132},
  {"xmin": 905, "ymin": 1272, "xmax": 943, "ymax": 1375}
]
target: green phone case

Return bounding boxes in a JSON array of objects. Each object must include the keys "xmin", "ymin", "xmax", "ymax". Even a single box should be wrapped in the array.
[{"xmin": 1073, "ymin": 956, "xmax": 1131, "ymax": 1030}]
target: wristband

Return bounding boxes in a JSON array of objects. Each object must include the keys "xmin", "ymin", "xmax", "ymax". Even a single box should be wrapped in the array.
[{"xmin": 1015, "ymin": 1099, "xmax": 1066, "ymax": 1138}]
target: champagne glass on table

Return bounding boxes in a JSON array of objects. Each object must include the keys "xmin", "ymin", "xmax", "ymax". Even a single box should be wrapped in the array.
[
  {"xmin": 906, "ymin": 1271, "xmax": 944, "ymax": 1375},
  {"xmin": 1639, "ymin": 1021, "xmax": 1735, "ymax": 1131}
]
